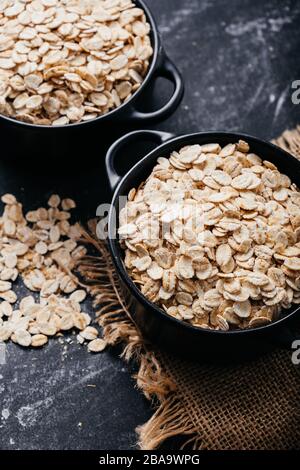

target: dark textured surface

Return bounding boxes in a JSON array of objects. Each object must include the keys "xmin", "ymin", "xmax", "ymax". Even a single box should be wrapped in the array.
[{"xmin": 0, "ymin": 0, "xmax": 300, "ymax": 450}]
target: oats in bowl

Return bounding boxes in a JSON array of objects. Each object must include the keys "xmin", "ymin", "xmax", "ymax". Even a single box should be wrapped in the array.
[
  {"xmin": 0, "ymin": 0, "xmax": 153, "ymax": 125},
  {"xmin": 118, "ymin": 140, "xmax": 300, "ymax": 331}
]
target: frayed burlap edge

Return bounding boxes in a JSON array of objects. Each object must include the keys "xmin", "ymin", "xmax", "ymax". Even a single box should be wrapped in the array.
[{"xmin": 77, "ymin": 125, "xmax": 300, "ymax": 450}]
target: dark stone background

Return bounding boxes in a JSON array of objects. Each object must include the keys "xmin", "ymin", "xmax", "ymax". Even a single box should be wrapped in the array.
[{"xmin": 0, "ymin": 0, "xmax": 299, "ymax": 450}]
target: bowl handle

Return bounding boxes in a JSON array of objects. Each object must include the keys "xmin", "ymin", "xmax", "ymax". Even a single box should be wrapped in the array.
[
  {"xmin": 127, "ymin": 50, "xmax": 184, "ymax": 122},
  {"xmin": 105, "ymin": 129, "xmax": 174, "ymax": 192}
]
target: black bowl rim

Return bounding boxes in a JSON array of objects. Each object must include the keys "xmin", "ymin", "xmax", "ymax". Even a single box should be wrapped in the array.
[
  {"xmin": 108, "ymin": 130, "xmax": 300, "ymax": 337},
  {"xmin": 0, "ymin": 0, "xmax": 159, "ymax": 130}
]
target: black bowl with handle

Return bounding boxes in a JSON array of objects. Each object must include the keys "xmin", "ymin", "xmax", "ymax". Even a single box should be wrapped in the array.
[
  {"xmin": 0, "ymin": 0, "xmax": 184, "ymax": 161},
  {"xmin": 105, "ymin": 129, "xmax": 300, "ymax": 363}
]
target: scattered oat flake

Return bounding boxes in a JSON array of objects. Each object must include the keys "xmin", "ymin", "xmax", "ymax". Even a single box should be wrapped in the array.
[
  {"xmin": 0, "ymin": 192, "xmax": 99, "ymax": 354},
  {"xmin": 88, "ymin": 338, "xmax": 107, "ymax": 353}
]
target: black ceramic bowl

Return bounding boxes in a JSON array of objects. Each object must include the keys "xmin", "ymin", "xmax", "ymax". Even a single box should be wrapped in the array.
[
  {"xmin": 106, "ymin": 129, "xmax": 300, "ymax": 362},
  {"xmin": 0, "ymin": 0, "xmax": 184, "ymax": 160}
]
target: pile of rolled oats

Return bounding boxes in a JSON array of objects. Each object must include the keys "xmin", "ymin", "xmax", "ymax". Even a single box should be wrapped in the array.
[
  {"xmin": 0, "ymin": 0, "xmax": 153, "ymax": 125},
  {"xmin": 119, "ymin": 140, "xmax": 300, "ymax": 330},
  {"xmin": 0, "ymin": 193, "xmax": 106, "ymax": 353}
]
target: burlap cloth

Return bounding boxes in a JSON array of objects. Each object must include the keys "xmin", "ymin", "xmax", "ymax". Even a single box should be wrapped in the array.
[{"xmin": 78, "ymin": 126, "xmax": 300, "ymax": 450}]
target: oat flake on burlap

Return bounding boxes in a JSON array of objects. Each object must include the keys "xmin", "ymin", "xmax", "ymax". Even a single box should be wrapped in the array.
[{"xmin": 77, "ymin": 126, "xmax": 300, "ymax": 450}]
